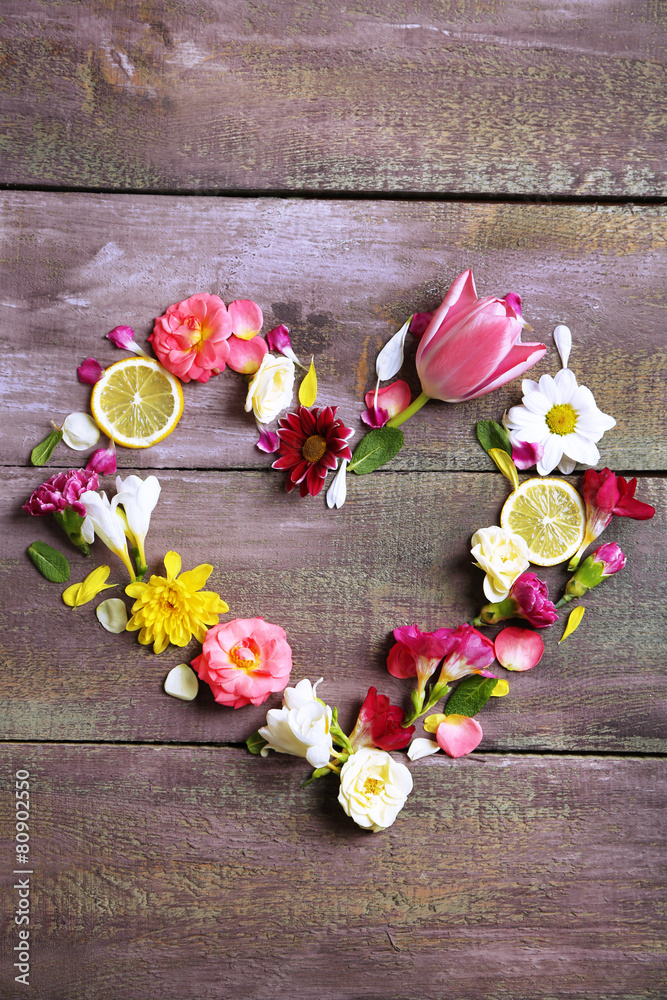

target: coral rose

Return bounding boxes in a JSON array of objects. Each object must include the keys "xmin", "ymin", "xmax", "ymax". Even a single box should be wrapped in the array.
[
  {"xmin": 149, "ymin": 293, "xmax": 232, "ymax": 383},
  {"xmin": 191, "ymin": 617, "xmax": 292, "ymax": 709}
]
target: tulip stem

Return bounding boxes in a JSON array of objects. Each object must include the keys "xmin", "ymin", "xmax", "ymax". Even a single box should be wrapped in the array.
[{"xmin": 387, "ymin": 391, "xmax": 430, "ymax": 428}]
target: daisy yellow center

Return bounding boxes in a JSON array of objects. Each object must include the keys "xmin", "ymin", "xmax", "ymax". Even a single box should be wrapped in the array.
[
  {"xmin": 229, "ymin": 638, "xmax": 262, "ymax": 673},
  {"xmin": 545, "ymin": 403, "xmax": 577, "ymax": 436},
  {"xmin": 363, "ymin": 776, "xmax": 385, "ymax": 796},
  {"xmin": 302, "ymin": 434, "xmax": 327, "ymax": 463}
]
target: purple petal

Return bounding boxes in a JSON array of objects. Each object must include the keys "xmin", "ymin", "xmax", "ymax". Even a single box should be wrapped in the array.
[
  {"xmin": 107, "ymin": 325, "xmax": 136, "ymax": 350},
  {"xmin": 266, "ymin": 324, "xmax": 292, "ymax": 354},
  {"xmin": 77, "ymin": 357, "xmax": 104, "ymax": 385}
]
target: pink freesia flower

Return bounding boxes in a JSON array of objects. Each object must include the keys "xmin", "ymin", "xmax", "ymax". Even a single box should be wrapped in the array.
[
  {"xmin": 86, "ymin": 439, "xmax": 117, "ymax": 476},
  {"xmin": 559, "ymin": 541, "xmax": 626, "ymax": 606},
  {"xmin": 361, "ymin": 380, "xmax": 412, "ymax": 428},
  {"xmin": 436, "ymin": 715, "xmax": 484, "ymax": 757},
  {"xmin": 23, "ymin": 468, "xmax": 99, "ymax": 517},
  {"xmin": 594, "ymin": 541, "xmax": 627, "ymax": 576},
  {"xmin": 228, "ymin": 299, "xmax": 263, "ymax": 341},
  {"xmin": 256, "ymin": 427, "xmax": 280, "ymax": 453},
  {"xmin": 511, "ymin": 439, "xmax": 544, "ymax": 471},
  {"xmin": 415, "ymin": 269, "xmax": 546, "ymax": 402},
  {"xmin": 387, "ymin": 624, "xmax": 455, "ymax": 696},
  {"xmin": 349, "ymin": 686, "xmax": 415, "ymax": 752},
  {"xmin": 226, "ymin": 334, "xmax": 268, "ymax": 374},
  {"xmin": 409, "ymin": 312, "xmax": 434, "ymax": 338},
  {"xmin": 436, "ymin": 624, "xmax": 496, "ymax": 684},
  {"xmin": 77, "ymin": 357, "xmax": 104, "ymax": 385},
  {"xmin": 191, "ymin": 617, "xmax": 292, "ymax": 709},
  {"xmin": 569, "ymin": 467, "xmax": 655, "ymax": 568},
  {"xmin": 149, "ymin": 293, "xmax": 232, "ymax": 383},
  {"xmin": 494, "ymin": 626, "xmax": 544, "ymax": 671}
]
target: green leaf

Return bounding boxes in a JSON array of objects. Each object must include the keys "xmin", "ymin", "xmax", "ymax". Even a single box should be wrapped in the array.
[
  {"xmin": 444, "ymin": 675, "xmax": 498, "ymax": 718},
  {"xmin": 349, "ymin": 427, "xmax": 404, "ymax": 475},
  {"xmin": 30, "ymin": 428, "xmax": 63, "ymax": 467},
  {"xmin": 27, "ymin": 541, "xmax": 70, "ymax": 583},
  {"xmin": 476, "ymin": 420, "xmax": 512, "ymax": 458},
  {"xmin": 246, "ymin": 731, "xmax": 268, "ymax": 755}
]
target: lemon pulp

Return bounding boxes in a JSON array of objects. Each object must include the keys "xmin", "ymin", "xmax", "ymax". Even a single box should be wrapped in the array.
[
  {"xmin": 500, "ymin": 478, "xmax": 585, "ymax": 567},
  {"xmin": 91, "ymin": 358, "xmax": 184, "ymax": 449}
]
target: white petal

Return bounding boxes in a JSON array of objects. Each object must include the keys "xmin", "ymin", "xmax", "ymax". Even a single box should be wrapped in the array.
[
  {"xmin": 306, "ymin": 742, "xmax": 333, "ymax": 768},
  {"xmin": 553, "ymin": 324, "xmax": 572, "ymax": 369},
  {"xmin": 522, "ymin": 390, "xmax": 551, "ymax": 415},
  {"xmin": 521, "ymin": 378, "xmax": 539, "ymax": 395},
  {"xmin": 375, "ymin": 317, "xmax": 411, "ymax": 381},
  {"xmin": 537, "ymin": 373, "xmax": 559, "ymax": 404},
  {"xmin": 407, "ymin": 738, "xmax": 441, "ymax": 761},
  {"xmin": 326, "ymin": 459, "xmax": 348, "ymax": 510},
  {"xmin": 537, "ymin": 434, "xmax": 564, "ymax": 475},
  {"xmin": 509, "ymin": 421, "xmax": 550, "ymax": 445},
  {"xmin": 575, "ymin": 410, "xmax": 614, "ymax": 442},
  {"xmin": 558, "ymin": 455, "xmax": 577, "ymax": 475},
  {"xmin": 96, "ymin": 598, "xmax": 128, "ymax": 634},
  {"xmin": 62, "ymin": 412, "xmax": 100, "ymax": 451},
  {"xmin": 562, "ymin": 433, "xmax": 600, "ymax": 467},
  {"xmin": 553, "ymin": 367, "xmax": 579, "ymax": 402},
  {"xmin": 164, "ymin": 664, "xmax": 199, "ymax": 702}
]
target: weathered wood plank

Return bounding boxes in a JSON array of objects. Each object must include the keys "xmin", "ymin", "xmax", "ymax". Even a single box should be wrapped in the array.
[
  {"xmin": 0, "ymin": 1, "xmax": 665, "ymax": 197},
  {"xmin": 2, "ymin": 468, "xmax": 664, "ymax": 750},
  {"xmin": 0, "ymin": 745, "xmax": 664, "ymax": 1000},
  {"xmin": 1, "ymin": 193, "xmax": 666, "ymax": 472}
]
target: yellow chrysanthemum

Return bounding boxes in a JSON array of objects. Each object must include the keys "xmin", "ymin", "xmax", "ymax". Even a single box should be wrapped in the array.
[{"xmin": 125, "ymin": 551, "xmax": 228, "ymax": 655}]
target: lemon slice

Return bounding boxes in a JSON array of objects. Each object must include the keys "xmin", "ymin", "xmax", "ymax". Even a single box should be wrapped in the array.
[
  {"xmin": 500, "ymin": 477, "xmax": 585, "ymax": 566},
  {"xmin": 90, "ymin": 358, "xmax": 184, "ymax": 449}
]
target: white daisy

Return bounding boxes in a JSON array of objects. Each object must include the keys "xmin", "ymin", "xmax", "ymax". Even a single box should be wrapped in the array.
[{"xmin": 505, "ymin": 369, "xmax": 616, "ymax": 476}]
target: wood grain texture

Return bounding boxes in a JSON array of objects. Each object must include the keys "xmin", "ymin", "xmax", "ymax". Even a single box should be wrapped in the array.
[
  {"xmin": 0, "ymin": 745, "xmax": 664, "ymax": 1000},
  {"xmin": 0, "ymin": 1, "xmax": 665, "ymax": 197},
  {"xmin": 2, "ymin": 468, "xmax": 664, "ymax": 750},
  {"xmin": 1, "ymin": 192, "xmax": 666, "ymax": 472}
]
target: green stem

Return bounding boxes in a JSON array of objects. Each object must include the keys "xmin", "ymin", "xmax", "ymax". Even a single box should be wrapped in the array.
[{"xmin": 387, "ymin": 391, "xmax": 431, "ymax": 429}]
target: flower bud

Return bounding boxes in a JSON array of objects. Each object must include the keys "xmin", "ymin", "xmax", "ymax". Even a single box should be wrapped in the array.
[
  {"xmin": 558, "ymin": 542, "xmax": 626, "ymax": 605},
  {"xmin": 476, "ymin": 572, "xmax": 557, "ymax": 628}
]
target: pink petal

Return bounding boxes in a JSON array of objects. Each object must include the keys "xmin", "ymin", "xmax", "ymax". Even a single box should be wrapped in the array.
[
  {"xmin": 85, "ymin": 443, "xmax": 117, "ymax": 475},
  {"xmin": 77, "ymin": 357, "xmax": 104, "ymax": 385},
  {"xmin": 266, "ymin": 325, "xmax": 292, "ymax": 353},
  {"xmin": 228, "ymin": 299, "xmax": 263, "ymax": 341},
  {"xmin": 361, "ymin": 403, "xmax": 389, "ymax": 428},
  {"xmin": 256, "ymin": 428, "xmax": 280, "ymax": 453},
  {"xmin": 107, "ymin": 326, "xmax": 136, "ymax": 350},
  {"xmin": 410, "ymin": 312, "xmax": 434, "ymax": 338},
  {"xmin": 512, "ymin": 439, "xmax": 545, "ymax": 470},
  {"xmin": 462, "ymin": 341, "xmax": 547, "ymax": 401},
  {"xmin": 436, "ymin": 715, "xmax": 483, "ymax": 757},
  {"xmin": 364, "ymin": 379, "xmax": 412, "ymax": 420},
  {"xmin": 226, "ymin": 334, "xmax": 268, "ymax": 373},
  {"xmin": 494, "ymin": 626, "xmax": 544, "ymax": 671}
]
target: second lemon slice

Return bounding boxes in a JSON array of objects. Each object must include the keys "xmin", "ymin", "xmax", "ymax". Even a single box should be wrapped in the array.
[
  {"xmin": 500, "ymin": 477, "xmax": 585, "ymax": 566},
  {"xmin": 90, "ymin": 357, "xmax": 184, "ymax": 449}
]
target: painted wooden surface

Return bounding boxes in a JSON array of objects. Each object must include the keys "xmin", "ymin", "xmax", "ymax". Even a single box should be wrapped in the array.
[
  {"xmin": 1, "ymin": 1, "xmax": 665, "ymax": 197},
  {"xmin": 1, "ymin": 746, "xmax": 665, "ymax": 1000},
  {"xmin": 2, "ymin": 193, "xmax": 666, "ymax": 473},
  {"xmin": 3, "ymin": 468, "xmax": 665, "ymax": 751}
]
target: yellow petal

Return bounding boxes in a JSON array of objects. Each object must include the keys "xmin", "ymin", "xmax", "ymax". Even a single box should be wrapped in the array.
[
  {"xmin": 125, "ymin": 582, "xmax": 147, "ymax": 599},
  {"xmin": 559, "ymin": 605, "xmax": 585, "ymax": 643},
  {"xmin": 163, "ymin": 551, "xmax": 182, "ymax": 581},
  {"xmin": 424, "ymin": 713, "xmax": 448, "ymax": 734},
  {"xmin": 298, "ymin": 357, "xmax": 317, "ymax": 407},
  {"xmin": 177, "ymin": 564, "xmax": 213, "ymax": 593},
  {"xmin": 488, "ymin": 448, "xmax": 519, "ymax": 491},
  {"xmin": 62, "ymin": 565, "xmax": 115, "ymax": 607},
  {"xmin": 491, "ymin": 679, "xmax": 510, "ymax": 697}
]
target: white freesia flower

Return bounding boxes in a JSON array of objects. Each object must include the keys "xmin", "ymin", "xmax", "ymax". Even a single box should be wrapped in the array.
[
  {"xmin": 471, "ymin": 526, "xmax": 530, "ymax": 602},
  {"xmin": 326, "ymin": 459, "xmax": 348, "ymax": 510},
  {"xmin": 61, "ymin": 412, "xmax": 100, "ymax": 451},
  {"xmin": 80, "ymin": 489, "xmax": 136, "ymax": 579},
  {"xmin": 258, "ymin": 677, "xmax": 333, "ymax": 768},
  {"xmin": 338, "ymin": 747, "xmax": 413, "ymax": 833},
  {"xmin": 245, "ymin": 354, "xmax": 295, "ymax": 424},
  {"xmin": 505, "ymin": 369, "xmax": 616, "ymax": 476},
  {"xmin": 114, "ymin": 474, "xmax": 161, "ymax": 574}
]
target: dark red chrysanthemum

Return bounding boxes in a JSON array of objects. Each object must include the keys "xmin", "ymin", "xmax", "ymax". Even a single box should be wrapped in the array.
[{"xmin": 272, "ymin": 406, "xmax": 353, "ymax": 497}]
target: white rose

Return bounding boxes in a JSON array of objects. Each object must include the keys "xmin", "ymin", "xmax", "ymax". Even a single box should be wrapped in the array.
[
  {"xmin": 258, "ymin": 678, "xmax": 333, "ymax": 768},
  {"xmin": 245, "ymin": 354, "xmax": 295, "ymax": 424},
  {"xmin": 471, "ymin": 525, "xmax": 530, "ymax": 602},
  {"xmin": 338, "ymin": 747, "xmax": 413, "ymax": 833}
]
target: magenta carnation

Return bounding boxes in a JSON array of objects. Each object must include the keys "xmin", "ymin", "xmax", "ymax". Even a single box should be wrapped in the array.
[{"xmin": 23, "ymin": 469, "xmax": 99, "ymax": 518}]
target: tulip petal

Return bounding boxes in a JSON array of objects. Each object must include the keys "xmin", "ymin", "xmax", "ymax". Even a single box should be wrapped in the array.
[
  {"xmin": 228, "ymin": 299, "xmax": 263, "ymax": 340},
  {"xmin": 364, "ymin": 379, "xmax": 411, "ymax": 420},
  {"xmin": 494, "ymin": 626, "xmax": 544, "ymax": 671},
  {"xmin": 466, "ymin": 342, "xmax": 547, "ymax": 401},
  {"xmin": 226, "ymin": 334, "xmax": 268, "ymax": 373},
  {"xmin": 436, "ymin": 715, "xmax": 483, "ymax": 757},
  {"xmin": 491, "ymin": 679, "xmax": 510, "ymax": 697},
  {"xmin": 407, "ymin": 737, "xmax": 441, "ymax": 761}
]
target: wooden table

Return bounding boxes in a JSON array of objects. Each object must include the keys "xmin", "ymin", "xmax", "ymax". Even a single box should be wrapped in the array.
[{"xmin": 1, "ymin": 3, "xmax": 665, "ymax": 997}]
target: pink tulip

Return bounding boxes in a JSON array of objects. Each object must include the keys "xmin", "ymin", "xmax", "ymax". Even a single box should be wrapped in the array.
[
  {"xmin": 494, "ymin": 626, "xmax": 544, "ymax": 672},
  {"xmin": 414, "ymin": 270, "xmax": 546, "ymax": 403}
]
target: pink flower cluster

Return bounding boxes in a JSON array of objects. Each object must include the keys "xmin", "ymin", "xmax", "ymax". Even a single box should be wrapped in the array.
[{"xmin": 23, "ymin": 469, "xmax": 99, "ymax": 517}]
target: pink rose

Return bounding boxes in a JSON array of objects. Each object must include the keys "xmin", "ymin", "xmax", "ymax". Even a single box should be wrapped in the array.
[
  {"xmin": 149, "ymin": 293, "xmax": 232, "ymax": 383},
  {"xmin": 191, "ymin": 617, "xmax": 292, "ymax": 709}
]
